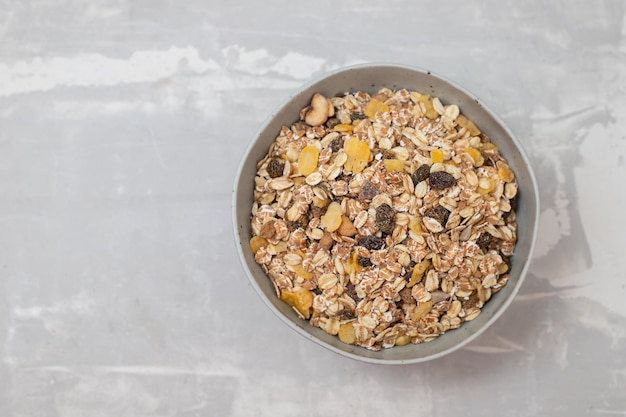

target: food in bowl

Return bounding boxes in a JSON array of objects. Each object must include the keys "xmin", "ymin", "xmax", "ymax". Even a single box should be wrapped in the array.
[{"xmin": 249, "ymin": 87, "xmax": 518, "ymax": 351}]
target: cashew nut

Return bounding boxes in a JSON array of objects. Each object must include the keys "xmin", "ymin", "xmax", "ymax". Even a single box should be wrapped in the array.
[{"xmin": 305, "ymin": 93, "xmax": 330, "ymax": 126}]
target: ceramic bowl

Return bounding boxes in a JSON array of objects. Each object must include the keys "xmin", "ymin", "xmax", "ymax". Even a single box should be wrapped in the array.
[{"xmin": 233, "ymin": 63, "xmax": 539, "ymax": 364}]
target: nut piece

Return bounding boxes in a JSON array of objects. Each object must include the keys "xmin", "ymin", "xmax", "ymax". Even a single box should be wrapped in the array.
[
  {"xmin": 305, "ymin": 93, "xmax": 330, "ymax": 126},
  {"xmin": 338, "ymin": 215, "xmax": 358, "ymax": 237}
]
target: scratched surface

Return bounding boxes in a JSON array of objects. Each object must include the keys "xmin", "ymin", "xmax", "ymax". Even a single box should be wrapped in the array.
[{"xmin": 1, "ymin": 1, "xmax": 625, "ymax": 416}]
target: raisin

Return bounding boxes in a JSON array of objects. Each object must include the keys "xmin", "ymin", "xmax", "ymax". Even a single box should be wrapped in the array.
[
  {"xmin": 357, "ymin": 235, "xmax": 384, "ymax": 251},
  {"xmin": 375, "ymin": 203, "xmax": 395, "ymax": 234},
  {"xmin": 350, "ymin": 112, "xmax": 367, "ymax": 121},
  {"xmin": 330, "ymin": 136, "xmax": 344, "ymax": 153},
  {"xmin": 326, "ymin": 117, "xmax": 340, "ymax": 129},
  {"xmin": 461, "ymin": 292, "xmax": 480, "ymax": 310},
  {"xmin": 476, "ymin": 233, "xmax": 493, "ymax": 251},
  {"xmin": 359, "ymin": 181, "xmax": 379, "ymax": 201},
  {"xmin": 267, "ymin": 158, "xmax": 285, "ymax": 178},
  {"xmin": 345, "ymin": 283, "xmax": 358, "ymax": 301},
  {"xmin": 428, "ymin": 171, "xmax": 456, "ymax": 190},
  {"xmin": 287, "ymin": 213, "xmax": 309, "ymax": 231},
  {"xmin": 339, "ymin": 310, "xmax": 356, "ymax": 320},
  {"xmin": 424, "ymin": 205, "xmax": 450, "ymax": 226},
  {"xmin": 357, "ymin": 256, "xmax": 372, "ymax": 268},
  {"xmin": 411, "ymin": 164, "xmax": 431, "ymax": 185}
]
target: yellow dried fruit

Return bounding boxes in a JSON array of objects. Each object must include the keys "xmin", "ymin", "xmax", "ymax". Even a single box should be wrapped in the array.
[
  {"xmin": 456, "ymin": 114, "xmax": 481, "ymax": 136},
  {"xmin": 383, "ymin": 159, "xmax": 405, "ymax": 172},
  {"xmin": 431, "ymin": 149, "xmax": 444, "ymax": 164},
  {"xmin": 409, "ymin": 215, "xmax": 423, "ymax": 235},
  {"xmin": 338, "ymin": 322, "xmax": 356, "ymax": 344},
  {"xmin": 497, "ymin": 262, "xmax": 509, "ymax": 274},
  {"xmin": 343, "ymin": 137, "xmax": 371, "ymax": 174},
  {"xmin": 333, "ymin": 124, "xmax": 354, "ymax": 133},
  {"xmin": 417, "ymin": 95, "xmax": 439, "ymax": 119},
  {"xmin": 497, "ymin": 161, "xmax": 515, "ymax": 183},
  {"xmin": 281, "ymin": 288, "xmax": 314, "ymax": 319},
  {"xmin": 395, "ymin": 335, "xmax": 411, "ymax": 346},
  {"xmin": 292, "ymin": 263, "xmax": 313, "ymax": 280},
  {"xmin": 410, "ymin": 300, "xmax": 433, "ymax": 321},
  {"xmin": 345, "ymin": 250, "xmax": 362, "ymax": 275},
  {"xmin": 364, "ymin": 98, "xmax": 390, "ymax": 120},
  {"xmin": 465, "ymin": 147, "xmax": 484, "ymax": 167},
  {"xmin": 321, "ymin": 201, "xmax": 343, "ymax": 232},
  {"xmin": 298, "ymin": 145, "xmax": 319, "ymax": 176},
  {"xmin": 249, "ymin": 236, "xmax": 268, "ymax": 254},
  {"xmin": 407, "ymin": 258, "xmax": 431, "ymax": 287}
]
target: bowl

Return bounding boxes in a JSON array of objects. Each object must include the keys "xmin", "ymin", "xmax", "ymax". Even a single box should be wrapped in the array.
[{"xmin": 233, "ymin": 63, "xmax": 539, "ymax": 364}]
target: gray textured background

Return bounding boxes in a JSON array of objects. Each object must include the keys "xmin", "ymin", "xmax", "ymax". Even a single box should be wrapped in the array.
[{"xmin": 1, "ymin": 1, "xmax": 625, "ymax": 415}]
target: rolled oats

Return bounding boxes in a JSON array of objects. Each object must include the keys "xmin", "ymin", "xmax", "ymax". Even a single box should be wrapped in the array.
[{"xmin": 250, "ymin": 89, "xmax": 518, "ymax": 350}]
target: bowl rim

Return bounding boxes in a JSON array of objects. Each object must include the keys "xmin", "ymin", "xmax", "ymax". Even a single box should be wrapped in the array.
[{"xmin": 232, "ymin": 62, "xmax": 540, "ymax": 364}]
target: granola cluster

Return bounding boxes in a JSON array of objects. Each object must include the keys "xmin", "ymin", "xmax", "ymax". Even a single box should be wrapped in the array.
[{"xmin": 250, "ymin": 88, "xmax": 518, "ymax": 350}]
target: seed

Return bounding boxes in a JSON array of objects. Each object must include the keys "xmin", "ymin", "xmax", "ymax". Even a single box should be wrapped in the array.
[
  {"xmin": 428, "ymin": 171, "xmax": 456, "ymax": 190},
  {"xmin": 411, "ymin": 164, "xmax": 431, "ymax": 185},
  {"xmin": 375, "ymin": 203, "xmax": 396, "ymax": 234},
  {"xmin": 357, "ymin": 235, "xmax": 384, "ymax": 251},
  {"xmin": 267, "ymin": 158, "xmax": 285, "ymax": 178}
]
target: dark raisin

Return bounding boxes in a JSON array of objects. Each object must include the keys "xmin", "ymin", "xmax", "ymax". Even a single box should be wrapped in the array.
[
  {"xmin": 287, "ymin": 213, "xmax": 309, "ymax": 231},
  {"xmin": 326, "ymin": 117, "xmax": 340, "ymax": 129},
  {"xmin": 359, "ymin": 181, "xmax": 379, "ymax": 201},
  {"xmin": 339, "ymin": 310, "xmax": 356, "ymax": 320},
  {"xmin": 428, "ymin": 171, "xmax": 456, "ymax": 190},
  {"xmin": 267, "ymin": 158, "xmax": 284, "ymax": 178},
  {"xmin": 310, "ymin": 205, "xmax": 327, "ymax": 219},
  {"xmin": 411, "ymin": 164, "xmax": 431, "ymax": 185},
  {"xmin": 357, "ymin": 235, "xmax": 384, "ymax": 251},
  {"xmin": 424, "ymin": 205, "xmax": 450, "ymax": 226},
  {"xmin": 357, "ymin": 256, "xmax": 372, "ymax": 268},
  {"xmin": 350, "ymin": 112, "xmax": 367, "ymax": 121},
  {"xmin": 461, "ymin": 292, "xmax": 480, "ymax": 310},
  {"xmin": 330, "ymin": 136, "xmax": 344, "ymax": 153},
  {"xmin": 345, "ymin": 283, "xmax": 358, "ymax": 301},
  {"xmin": 476, "ymin": 233, "xmax": 493, "ymax": 251},
  {"xmin": 375, "ymin": 203, "xmax": 396, "ymax": 234}
]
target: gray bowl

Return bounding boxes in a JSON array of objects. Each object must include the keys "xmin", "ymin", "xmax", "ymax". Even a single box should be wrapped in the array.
[{"xmin": 233, "ymin": 63, "xmax": 539, "ymax": 364}]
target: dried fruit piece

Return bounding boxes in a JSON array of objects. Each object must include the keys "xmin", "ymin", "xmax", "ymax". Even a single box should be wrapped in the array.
[
  {"xmin": 330, "ymin": 136, "xmax": 344, "ymax": 153},
  {"xmin": 456, "ymin": 114, "xmax": 481, "ymax": 136},
  {"xmin": 287, "ymin": 213, "xmax": 309, "ymax": 231},
  {"xmin": 429, "ymin": 171, "xmax": 456, "ymax": 190},
  {"xmin": 338, "ymin": 322, "xmax": 356, "ymax": 344},
  {"xmin": 292, "ymin": 263, "xmax": 313, "ymax": 280},
  {"xmin": 357, "ymin": 256, "xmax": 372, "ymax": 268},
  {"xmin": 409, "ymin": 215, "xmax": 423, "ymax": 235},
  {"xmin": 410, "ymin": 300, "xmax": 433, "ymax": 321},
  {"xmin": 359, "ymin": 181, "xmax": 380, "ymax": 201},
  {"xmin": 413, "ymin": 95, "xmax": 438, "ymax": 119},
  {"xmin": 395, "ymin": 335, "xmax": 411, "ymax": 346},
  {"xmin": 431, "ymin": 149, "xmax": 444, "ymax": 164},
  {"xmin": 364, "ymin": 98, "xmax": 390, "ymax": 120},
  {"xmin": 424, "ymin": 205, "xmax": 450, "ymax": 226},
  {"xmin": 497, "ymin": 161, "xmax": 515, "ymax": 183},
  {"xmin": 338, "ymin": 215, "xmax": 357, "ymax": 237},
  {"xmin": 375, "ymin": 203, "xmax": 396, "ymax": 234},
  {"xmin": 267, "ymin": 158, "xmax": 285, "ymax": 178},
  {"xmin": 320, "ymin": 201, "xmax": 343, "ymax": 232},
  {"xmin": 407, "ymin": 258, "xmax": 431, "ymax": 287},
  {"xmin": 465, "ymin": 148, "xmax": 484, "ymax": 167},
  {"xmin": 350, "ymin": 112, "xmax": 367, "ymax": 121},
  {"xmin": 281, "ymin": 288, "xmax": 314, "ymax": 319},
  {"xmin": 383, "ymin": 159, "xmax": 405, "ymax": 172},
  {"xmin": 319, "ymin": 232, "xmax": 334, "ymax": 250},
  {"xmin": 298, "ymin": 145, "xmax": 319, "ymax": 176},
  {"xmin": 333, "ymin": 124, "xmax": 354, "ymax": 133},
  {"xmin": 343, "ymin": 137, "xmax": 371, "ymax": 174},
  {"xmin": 357, "ymin": 235, "xmax": 384, "ymax": 251},
  {"xmin": 249, "ymin": 236, "xmax": 268, "ymax": 254},
  {"xmin": 476, "ymin": 233, "xmax": 494, "ymax": 251},
  {"xmin": 411, "ymin": 164, "xmax": 431, "ymax": 185}
]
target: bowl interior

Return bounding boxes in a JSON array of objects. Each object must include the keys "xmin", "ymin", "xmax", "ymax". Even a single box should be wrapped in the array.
[{"xmin": 233, "ymin": 64, "xmax": 539, "ymax": 364}]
